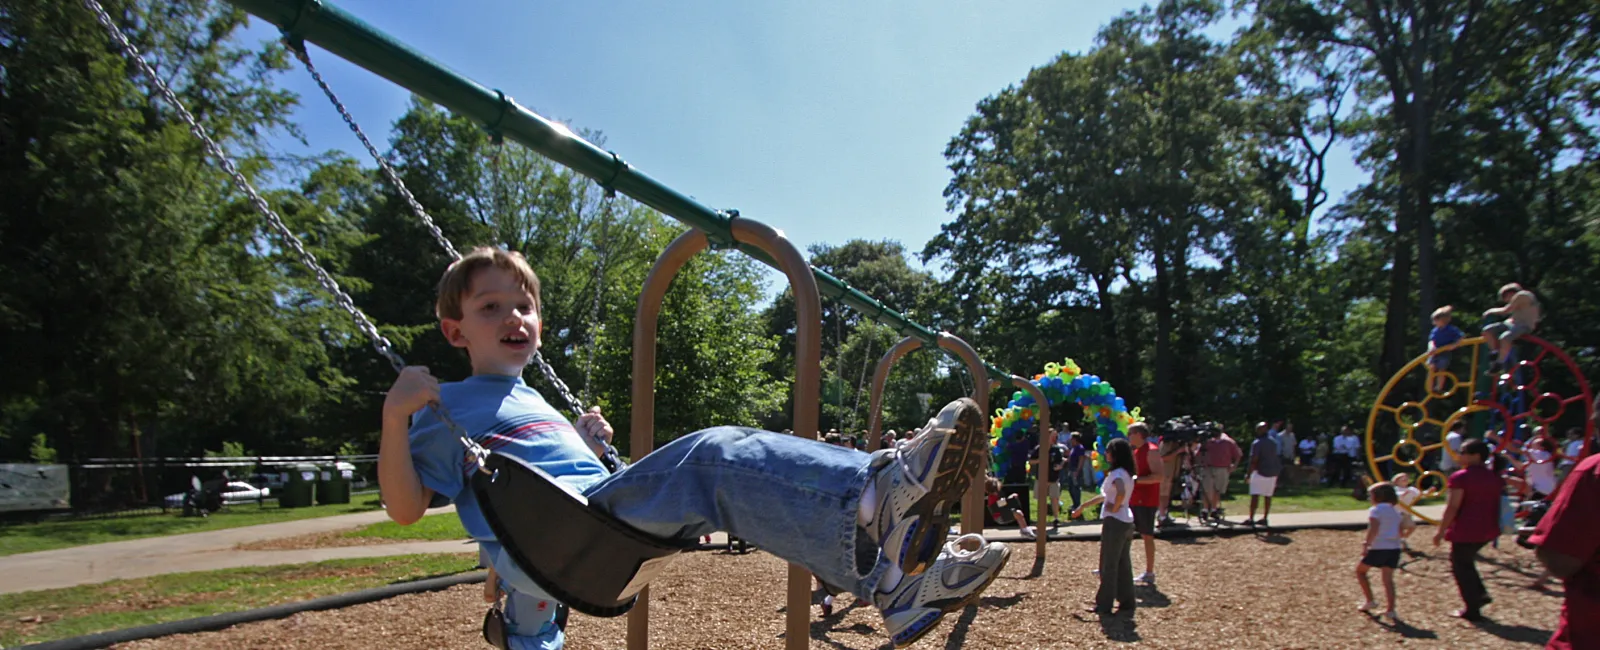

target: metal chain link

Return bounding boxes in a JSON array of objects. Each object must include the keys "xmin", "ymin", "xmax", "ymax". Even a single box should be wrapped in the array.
[
  {"xmin": 81, "ymin": 0, "xmax": 491, "ymax": 466},
  {"xmin": 287, "ymin": 41, "xmax": 461, "ymax": 261},
  {"xmin": 290, "ymin": 33, "xmax": 592, "ymax": 420}
]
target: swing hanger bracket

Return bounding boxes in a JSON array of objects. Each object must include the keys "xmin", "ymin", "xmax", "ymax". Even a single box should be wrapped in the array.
[
  {"xmin": 599, "ymin": 151, "xmax": 626, "ymax": 199},
  {"xmin": 280, "ymin": 0, "xmax": 322, "ymax": 40},
  {"xmin": 707, "ymin": 209, "xmax": 740, "ymax": 250},
  {"xmin": 487, "ymin": 90, "xmax": 515, "ymax": 137}
]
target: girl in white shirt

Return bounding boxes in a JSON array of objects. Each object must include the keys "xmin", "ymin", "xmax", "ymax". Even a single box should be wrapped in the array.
[{"xmin": 1072, "ymin": 437, "xmax": 1138, "ymax": 616}]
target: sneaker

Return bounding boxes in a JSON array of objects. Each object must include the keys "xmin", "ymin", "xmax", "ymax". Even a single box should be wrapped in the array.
[
  {"xmin": 863, "ymin": 398, "xmax": 988, "ymax": 576},
  {"xmin": 876, "ymin": 534, "xmax": 1011, "ymax": 649},
  {"xmin": 1242, "ymin": 518, "xmax": 1257, "ymax": 527},
  {"xmin": 821, "ymin": 594, "xmax": 834, "ymax": 617},
  {"xmin": 1258, "ymin": 518, "xmax": 1270, "ymax": 528},
  {"xmin": 1135, "ymin": 571, "xmax": 1155, "ymax": 586},
  {"xmin": 1382, "ymin": 610, "xmax": 1400, "ymax": 624},
  {"xmin": 1091, "ymin": 569, "xmax": 1101, "ymax": 576},
  {"xmin": 1358, "ymin": 600, "xmax": 1378, "ymax": 612},
  {"xmin": 1020, "ymin": 526, "xmax": 1037, "ymax": 539}
]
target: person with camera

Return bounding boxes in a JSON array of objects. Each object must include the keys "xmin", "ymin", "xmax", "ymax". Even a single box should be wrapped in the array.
[
  {"xmin": 1196, "ymin": 424, "xmax": 1241, "ymax": 523},
  {"xmin": 1156, "ymin": 425, "xmax": 1188, "ymax": 528}
]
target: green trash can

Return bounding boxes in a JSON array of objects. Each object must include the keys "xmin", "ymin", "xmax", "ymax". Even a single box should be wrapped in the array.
[
  {"xmin": 317, "ymin": 462, "xmax": 353, "ymax": 505},
  {"xmin": 280, "ymin": 463, "xmax": 318, "ymax": 508}
]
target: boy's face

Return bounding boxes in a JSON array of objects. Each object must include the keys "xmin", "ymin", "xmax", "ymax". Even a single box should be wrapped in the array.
[
  {"xmin": 440, "ymin": 266, "xmax": 542, "ymax": 376},
  {"xmin": 1433, "ymin": 315, "xmax": 1448, "ymax": 327}
]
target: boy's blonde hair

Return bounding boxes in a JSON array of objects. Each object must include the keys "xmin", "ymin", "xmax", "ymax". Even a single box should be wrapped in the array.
[
  {"xmin": 435, "ymin": 247, "xmax": 542, "ymax": 321},
  {"xmin": 1367, "ymin": 482, "xmax": 1398, "ymax": 504},
  {"xmin": 1431, "ymin": 305, "xmax": 1453, "ymax": 320}
]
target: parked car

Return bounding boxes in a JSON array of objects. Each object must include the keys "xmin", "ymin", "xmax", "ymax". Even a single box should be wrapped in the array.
[
  {"xmin": 164, "ymin": 481, "xmax": 270, "ymax": 508},
  {"xmin": 247, "ymin": 472, "xmax": 288, "ymax": 490}
]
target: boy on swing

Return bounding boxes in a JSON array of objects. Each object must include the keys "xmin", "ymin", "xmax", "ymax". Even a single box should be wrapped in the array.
[{"xmin": 380, "ymin": 247, "xmax": 1010, "ymax": 649}]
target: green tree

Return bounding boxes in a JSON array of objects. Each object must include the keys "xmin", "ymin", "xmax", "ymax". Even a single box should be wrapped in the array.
[{"xmin": 0, "ymin": 0, "xmax": 355, "ymax": 475}]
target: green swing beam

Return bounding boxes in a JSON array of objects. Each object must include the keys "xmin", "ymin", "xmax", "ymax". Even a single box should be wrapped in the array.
[{"xmin": 226, "ymin": 0, "xmax": 1012, "ymax": 382}]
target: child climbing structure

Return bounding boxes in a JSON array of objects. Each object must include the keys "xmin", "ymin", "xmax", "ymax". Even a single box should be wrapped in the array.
[{"xmin": 1366, "ymin": 333, "xmax": 1593, "ymax": 523}]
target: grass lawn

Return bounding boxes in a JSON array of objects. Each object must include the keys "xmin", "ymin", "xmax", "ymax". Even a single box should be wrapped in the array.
[
  {"xmin": 0, "ymin": 553, "xmax": 478, "ymax": 647},
  {"xmin": 345, "ymin": 512, "xmax": 466, "ymax": 541},
  {"xmin": 0, "ymin": 496, "xmax": 385, "ymax": 557}
]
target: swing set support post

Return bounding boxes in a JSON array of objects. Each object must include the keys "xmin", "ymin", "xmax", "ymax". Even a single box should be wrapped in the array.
[
  {"xmin": 864, "ymin": 334, "xmax": 991, "ymax": 536},
  {"xmin": 223, "ymin": 0, "xmax": 1013, "ymax": 382},
  {"xmin": 1007, "ymin": 375, "xmax": 1051, "ymax": 559},
  {"xmin": 629, "ymin": 221, "xmax": 820, "ymax": 650}
]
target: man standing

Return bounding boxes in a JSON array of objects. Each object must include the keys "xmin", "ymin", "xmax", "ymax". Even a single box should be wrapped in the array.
[
  {"xmin": 1530, "ymin": 397, "xmax": 1600, "ymax": 649},
  {"xmin": 1330, "ymin": 426, "xmax": 1361, "ymax": 487},
  {"xmin": 1245, "ymin": 422, "xmax": 1282, "ymax": 528},
  {"xmin": 1197, "ymin": 426, "xmax": 1242, "ymax": 523},
  {"xmin": 1031, "ymin": 430, "xmax": 1067, "ymax": 526},
  {"xmin": 1279, "ymin": 421, "xmax": 1298, "ymax": 468},
  {"xmin": 1063, "ymin": 431, "xmax": 1088, "ymax": 514},
  {"xmin": 1128, "ymin": 422, "xmax": 1164, "ymax": 585}
]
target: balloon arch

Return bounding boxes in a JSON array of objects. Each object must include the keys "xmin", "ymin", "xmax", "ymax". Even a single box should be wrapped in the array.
[{"xmin": 989, "ymin": 358, "xmax": 1139, "ymax": 472}]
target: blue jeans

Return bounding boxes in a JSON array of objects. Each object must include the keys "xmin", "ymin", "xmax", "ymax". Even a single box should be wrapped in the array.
[
  {"xmin": 1063, "ymin": 472, "xmax": 1082, "ymax": 510},
  {"xmin": 490, "ymin": 427, "xmax": 889, "ymax": 647}
]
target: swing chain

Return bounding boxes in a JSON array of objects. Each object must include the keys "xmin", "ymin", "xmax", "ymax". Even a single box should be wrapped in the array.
[
  {"xmin": 532, "ymin": 352, "xmax": 587, "ymax": 415},
  {"xmin": 285, "ymin": 39, "xmax": 460, "ymax": 261},
  {"xmin": 81, "ymin": 0, "xmax": 496, "ymax": 471}
]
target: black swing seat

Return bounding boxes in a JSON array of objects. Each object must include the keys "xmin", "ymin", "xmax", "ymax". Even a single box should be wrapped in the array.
[{"xmin": 471, "ymin": 451, "xmax": 690, "ymax": 618}]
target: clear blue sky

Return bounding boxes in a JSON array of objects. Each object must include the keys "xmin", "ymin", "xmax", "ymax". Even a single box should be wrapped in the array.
[{"xmin": 247, "ymin": 0, "xmax": 1362, "ymax": 292}]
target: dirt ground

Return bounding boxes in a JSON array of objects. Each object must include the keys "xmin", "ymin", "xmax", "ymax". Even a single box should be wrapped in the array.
[{"xmin": 119, "ymin": 529, "xmax": 1561, "ymax": 649}]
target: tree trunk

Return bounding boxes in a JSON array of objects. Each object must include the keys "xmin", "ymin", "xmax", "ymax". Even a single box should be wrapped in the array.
[
  {"xmin": 1092, "ymin": 270, "xmax": 1130, "ymax": 405},
  {"xmin": 1381, "ymin": 232, "xmax": 1414, "ymax": 387},
  {"xmin": 1410, "ymin": 104, "xmax": 1436, "ymax": 337},
  {"xmin": 1151, "ymin": 232, "xmax": 1174, "ymax": 421}
]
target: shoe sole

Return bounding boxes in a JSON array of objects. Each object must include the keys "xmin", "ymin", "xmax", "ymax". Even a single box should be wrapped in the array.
[
  {"xmin": 890, "ymin": 545, "xmax": 1013, "ymax": 649},
  {"xmin": 895, "ymin": 398, "xmax": 986, "ymax": 576}
]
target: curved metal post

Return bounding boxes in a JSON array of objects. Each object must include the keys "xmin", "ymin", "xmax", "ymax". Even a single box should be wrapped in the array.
[
  {"xmin": 625, "ymin": 220, "xmax": 819, "ymax": 650},
  {"xmin": 935, "ymin": 333, "xmax": 990, "ymax": 536},
  {"xmin": 867, "ymin": 336, "xmax": 926, "ymax": 452},
  {"xmin": 1009, "ymin": 375, "xmax": 1051, "ymax": 558},
  {"xmin": 627, "ymin": 230, "xmax": 709, "ymax": 650}
]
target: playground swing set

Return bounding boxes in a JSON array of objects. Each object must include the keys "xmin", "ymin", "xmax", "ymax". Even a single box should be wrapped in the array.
[{"xmin": 77, "ymin": 0, "xmax": 1049, "ymax": 648}]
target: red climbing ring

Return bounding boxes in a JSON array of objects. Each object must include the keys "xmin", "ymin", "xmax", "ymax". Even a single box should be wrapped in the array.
[{"xmin": 1531, "ymin": 392, "xmax": 1566, "ymax": 424}]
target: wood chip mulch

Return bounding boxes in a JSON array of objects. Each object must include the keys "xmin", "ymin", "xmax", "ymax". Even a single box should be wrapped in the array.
[{"xmin": 118, "ymin": 528, "xmax": 1561, "ymax": 649}]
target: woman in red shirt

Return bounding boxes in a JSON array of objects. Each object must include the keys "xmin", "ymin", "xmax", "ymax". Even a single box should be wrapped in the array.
[{"xmin": 1432, "ymin": 439, "xmax": 1505, "ymax": 621}]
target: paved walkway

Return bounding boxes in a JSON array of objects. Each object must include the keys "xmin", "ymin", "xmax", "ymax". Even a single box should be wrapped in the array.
[
  {"xmin": 0, "ymin": 505, "xmax": 461, "ymax": 594},
  {"xmin": 976, "ymin": 504, "xmax": 1446, "ymax": 543},
  {"xmin": 0, "ymin": 504, "xmax": 1444, "ymax": 594}
]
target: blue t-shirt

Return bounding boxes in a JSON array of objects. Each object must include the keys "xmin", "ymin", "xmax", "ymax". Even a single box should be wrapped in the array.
[
  {"xmin": 409, "ymin": 374, "xmax": 608, "ymax": 542},
  {"xmin": 1429, "ymin": 324, "xmax": 1464, "ymax": 349}
]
